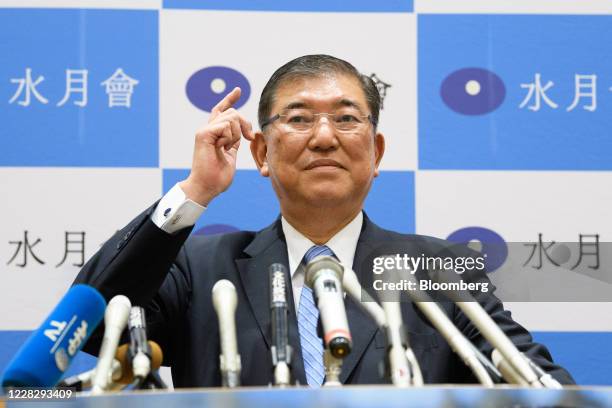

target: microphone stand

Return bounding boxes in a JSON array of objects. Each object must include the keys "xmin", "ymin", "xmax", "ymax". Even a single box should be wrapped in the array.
[
  {"xmin": 322, "ymin": 349, "xmax": 343, "ymax": 386},
  {"xmin": 138, "ymin": 371, "xmax": 168, "ymax": 390}
]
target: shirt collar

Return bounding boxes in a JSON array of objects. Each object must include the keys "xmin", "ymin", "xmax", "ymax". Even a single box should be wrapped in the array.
[{"xmin": 281, "ymin": 211, "xmax": 364, "ymax": 277}]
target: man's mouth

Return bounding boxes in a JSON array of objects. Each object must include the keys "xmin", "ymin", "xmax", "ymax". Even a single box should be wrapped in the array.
[{"xmin": 305, "ymin": 159, "xmax": 344, "ymax": 170}]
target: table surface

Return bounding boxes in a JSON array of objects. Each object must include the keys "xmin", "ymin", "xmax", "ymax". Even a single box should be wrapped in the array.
[{"xmin": 3, "ymin": 385, "xmax": 612, "ymax": 408}]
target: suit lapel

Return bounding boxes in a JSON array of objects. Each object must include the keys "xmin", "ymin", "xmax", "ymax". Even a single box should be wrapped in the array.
[
  {"xmin": 235, "ymin": 220, "xmax": 307, "ymax": 385},
  {"xmin": 339, "ymin": 220, "xmax": 381, "ymax": 383}
]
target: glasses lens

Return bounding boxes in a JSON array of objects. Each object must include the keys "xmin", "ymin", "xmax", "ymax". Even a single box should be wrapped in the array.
[
  {"xmin": 333, "ymin": 108, "xmax": 365, "ymax": 131},
  {"xmin": 279, "ymin": 108, "xmax": 368, "ymax": 133},
  {"xmin": 280, "ymin": 109, "xmax": 315, "ymax": 131}
]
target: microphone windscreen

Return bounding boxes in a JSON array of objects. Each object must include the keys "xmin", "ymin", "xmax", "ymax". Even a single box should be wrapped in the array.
[
  {"xmin": 1, "ymin": 284, "xmax": 106, "ymax": 388},
  {"xmin": 149, "ymin": 341, "xmax": 164, "ymax": 369},
  {"xmin": 115, "ymin": 340, "xmax": 164, "ymax": 384}
]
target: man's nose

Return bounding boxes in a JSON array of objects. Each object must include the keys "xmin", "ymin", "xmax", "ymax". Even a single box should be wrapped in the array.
[{"xmin": 308, "ymin": 116, "xmax": 339, "ymax": 150}]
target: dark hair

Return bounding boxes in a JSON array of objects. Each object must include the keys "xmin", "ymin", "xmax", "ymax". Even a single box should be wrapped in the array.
[{"xmin": 258, "ymin": 54, "xmax": 380, "ymax": 130}]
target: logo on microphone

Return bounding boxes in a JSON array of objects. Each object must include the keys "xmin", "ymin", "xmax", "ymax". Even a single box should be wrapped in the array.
[
  {"xmin": 186, "ymin": 66, "xmax": 251, "ymax": 112},
  {"xmin": 54, "ymin": 348, "xmax": 69, "ymax": 372},
  {"xmin": 67, "ymin": 320, "xmax": 88, "ymax": 356},
  {"xmin": 44, "ymin": 320, "xmax": 68, "ymax": 342},
  {"xmin": 440, "ymin": 68, "xmax": 506, "ymax": 115}
]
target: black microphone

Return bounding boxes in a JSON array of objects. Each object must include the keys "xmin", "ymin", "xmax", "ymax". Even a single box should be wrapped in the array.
[
  {"xmin": 128, "ymin": 307, "xmax": 152, "ymax": 380},
  {"xmin": 269, "ymin": 264, "xmax": 292, "ymax": 386}
]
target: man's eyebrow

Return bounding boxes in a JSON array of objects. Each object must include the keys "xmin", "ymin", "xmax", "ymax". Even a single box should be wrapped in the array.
[
  {"xmin": 282, "ymin": 99, "xmax": 365, "ymax": 111},
  {"xmin": 335, "ymin": 98, "xmax": 365, "ymax": 111},
  {"xmin": 284, "ymin": 101, "xmax": 309, "ymax": 110}
]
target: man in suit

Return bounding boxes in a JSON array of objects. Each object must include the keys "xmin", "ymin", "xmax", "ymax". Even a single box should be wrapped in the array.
[{"xmin": 75, "ymin": 54, "xmax": 574, "ymax": 386}]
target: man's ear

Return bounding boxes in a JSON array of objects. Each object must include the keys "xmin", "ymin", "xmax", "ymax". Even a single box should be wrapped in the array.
[
  {"xmin": 373, "ymin": 132, "xmax": 385, "ymax": 177},
  {"xmin": 250, "ymin": 131, "xmax": 269, "ymax": 177}
]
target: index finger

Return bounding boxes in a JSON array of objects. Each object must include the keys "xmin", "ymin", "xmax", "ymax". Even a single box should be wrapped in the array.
[{"xmin": 210, "ymin": 87, "xmax": 241, "ymax": 119}]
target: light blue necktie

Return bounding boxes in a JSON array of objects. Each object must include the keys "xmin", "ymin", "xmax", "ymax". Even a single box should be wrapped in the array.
[{"xmin": 298, "ymin": 245, "xmax": 335, "ymax": 387}]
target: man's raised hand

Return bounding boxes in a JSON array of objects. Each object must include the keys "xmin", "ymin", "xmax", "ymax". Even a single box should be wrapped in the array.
[{"xmin": 180, "ymin": 87, "xmax": 255, "ymax": 206}]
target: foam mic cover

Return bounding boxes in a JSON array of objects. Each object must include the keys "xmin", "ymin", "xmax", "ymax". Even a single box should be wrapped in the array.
[
  {"xmin": 1, "ymin": 284, "xmax": 106, "ymax": 388},
  {"xmin": 115, "ymin": 341, "xmax": 163, "ymax": 384}
]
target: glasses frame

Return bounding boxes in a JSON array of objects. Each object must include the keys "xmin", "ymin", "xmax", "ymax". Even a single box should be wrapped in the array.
[{"xmin": 261, "ymin": 109, "xmax": 378, "ymax": 132}]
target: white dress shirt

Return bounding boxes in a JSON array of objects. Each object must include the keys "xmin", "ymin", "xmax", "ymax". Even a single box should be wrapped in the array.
[{"xmin": 281, "ymin": 213, "xmax": 362, "ymax": 310}]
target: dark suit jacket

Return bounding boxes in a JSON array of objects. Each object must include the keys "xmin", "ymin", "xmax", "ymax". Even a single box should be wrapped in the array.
[{"xmin": 74, "ymin": 204, "xmax": 574, "ymax": 387}]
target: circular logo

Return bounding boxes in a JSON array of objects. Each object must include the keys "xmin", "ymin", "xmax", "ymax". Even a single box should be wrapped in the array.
[
  {"xmin": 447, "ymin": 227, "xmax": 507, "ymax": 272},
  {"xmin": 440, "ymin": 68, "xmax": 506, "ymax": 115},
  {"xmin": 194, "ymin": 224, "xmax": 240, "ymax": 236},
  {"xmin": 186, "ymin": 66, "xmax": 250, "ymax": 112},
  {"xmin": 54, "ymin": 348, "xmax": 69, "ymax": 372}
]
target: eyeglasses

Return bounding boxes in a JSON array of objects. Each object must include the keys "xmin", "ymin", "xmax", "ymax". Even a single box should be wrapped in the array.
[{"xmin": 261, "ymin": 108, "xmax": 377, "ymax": 133}]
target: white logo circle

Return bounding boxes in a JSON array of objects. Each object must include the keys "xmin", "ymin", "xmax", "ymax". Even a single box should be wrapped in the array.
[
  {"xmin": 211, "ymin": 78, "xmax": 227, "ymax": 94},
  {"xmin": 465, "ymin": 80, "xmax": 481, "ymax": 96}
]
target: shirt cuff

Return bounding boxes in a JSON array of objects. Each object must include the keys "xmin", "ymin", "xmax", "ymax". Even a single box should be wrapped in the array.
[{"xmin": 151, "ymin": 183, "xmax": 206, "ymax": 234}]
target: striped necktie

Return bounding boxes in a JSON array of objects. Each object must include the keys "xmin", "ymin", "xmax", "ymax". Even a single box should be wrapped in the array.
[{"xmin": 298, "ymin": 245, "xmax": 335, "ymax": 387}]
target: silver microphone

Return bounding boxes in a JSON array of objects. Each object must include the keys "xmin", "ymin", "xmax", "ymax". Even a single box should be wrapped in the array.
[
  {"xmin": 381, "ymin": 301, "xmax": 416, "ymax": 386},
  {"xmin": 429, "ymin": 268, "xmax": 544, "ymax": 387},
  {"xmin": 305, "ymin": 256, "xmax": 352, "ymax": 359},
  {"xmin": 492, "ymin": 349, "xmax": 562, "ymax": 388},
  {"xmin": 343, "ymin": 265, "xmax": 424, "ymax": 386},
  {"xmin": 343, "ymin": 264, "xmax": 496, "ymax": 386},
  {"xmin": 379, "ymin": 259, "xmax": 422, "ymax": 387},
  {"xmin": 342, "ymin": 265, "xmax": 386, "ymax": 327},
  {"xmin": 212, "ymin": 279, "xmax": 241, "ymax": 388},
  {"xmin": 395, "ymin": 268, "xmax": 498, "ymax": 387}
]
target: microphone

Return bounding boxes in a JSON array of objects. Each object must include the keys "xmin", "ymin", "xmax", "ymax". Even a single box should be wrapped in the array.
[
  {"xmin": 1, "ymin": 284, "xmax": 106, "ymax": 388},
  {"xmin": 115, "ymin": 341, "xmax": 164, "ymax": 387},
  {"xmin": 342, "ymin": 264, "xmax": 497, "ymax": 386},
  {"xmin": 408, "ymin": 292, "xmax": 500, "ymax": 386},
  {"xmin": 269, "ymin": 264, "xmax": 292, "ymax": 386},
  {"xmin": 376, "ymin": 258, "xmax": 422, "ymax": 387},
  {"xmin": 381, "ymin": 300, "xmax": 418, "ymax": 386},
  {"xmin": 492, "ymin": 349, "xmax": 562, "ymax": 388},
  {"xmin": 341, "ymin": 265, "xmax": 386, "ymax": 327},
  {"xmin": 304, "ymin": 256, "xmax": 352, "ymax": 358},
  {"xmin": 58, "ymin": 359, "xmax": 122, "ymax": 391},
  {"xmin": 128, "ymin": 307, "xmax": 152, "ymax": 379},
  {"xmin": 388, "ymin": 263, "xmax": 499, "ymax": 387},
  {"xmin": 212, "ymin": 279, "xmax": 241, "ymax": 388},
  {"xmin": 91, "ymin": 295, "xmax": 131, "ymax": 394},
  {"xmin": 427, "ymin": 267, "xmax": 545, "ymax": 387},
  {"xmin": 491, "ymin": 349, "xmax": 527, "ymax": 386},
  {"xmin": 60, "ymin": 340, "xmax": 164, "ymax": 390}
]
